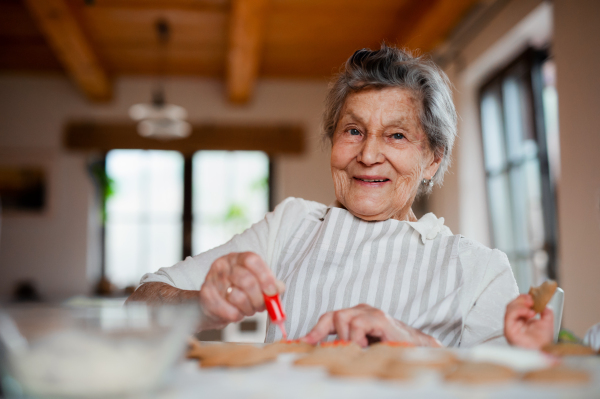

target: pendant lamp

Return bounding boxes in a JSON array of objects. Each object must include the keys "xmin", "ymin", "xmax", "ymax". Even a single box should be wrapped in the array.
[{"xmin": 128, "ymin": 19, "xmax": 191, "ymax": 140}]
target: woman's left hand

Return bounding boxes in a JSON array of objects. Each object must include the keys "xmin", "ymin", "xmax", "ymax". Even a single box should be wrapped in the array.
[{"xmin": 301, "ymin": 304, "xmax": 442, "ymax": 348}]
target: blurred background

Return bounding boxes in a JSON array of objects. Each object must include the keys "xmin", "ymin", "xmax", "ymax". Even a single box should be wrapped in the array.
[{"xmin": 0, "ymin": 0, "xmax": 598, "ymax": 339}]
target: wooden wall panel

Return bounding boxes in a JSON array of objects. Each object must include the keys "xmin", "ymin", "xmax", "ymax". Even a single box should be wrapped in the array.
[{"xmin": 64, "ymin": 122, "xmax": 305, "ymax": 155}]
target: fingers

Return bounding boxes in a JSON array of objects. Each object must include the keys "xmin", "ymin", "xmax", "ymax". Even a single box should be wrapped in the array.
[
  {"xmin": 210, "ymin": 256, "xmax": 233, "ymax": 293},
  {"xmin": 303, "ymin": 312, "xmax": 336, "ymax": 344},
  {"xmin": 349, "ymin": 317, "xmax": 370, "ymax": 348},
  {"xmin": 199, "ymin": 284, "xmax": 244, "ymax": 329},
  {"xmin": 238, "ymin": 252, "xmax": 279, "ymax": 296},
  {"xmin": 333, "ymin": 308, "xmax": 364, "ymax": 341},
  {"xmin": 303, "ymin": 305, "xmax": 392, "ymax": 348},
  {"xmin": 226, "ymin": 286, "xmax": 256, "ymax": 316},
  {"xmin": 276, "ymin": 280, "xmax": 286, "ymax": 294},
  {"xmin": 540, "ymin": 307, "xmax": 555, "ymax": 324},
  {"xmin": 505, "ymin": 294, "xmax": 536, "ymax": 324},
  {"xmin": 508, "ymin": 305, "xmax": 536, "ymax": 322},
  {"xmin": 229, "ymin": 265, "xmax": 265, "ymax": 312}
]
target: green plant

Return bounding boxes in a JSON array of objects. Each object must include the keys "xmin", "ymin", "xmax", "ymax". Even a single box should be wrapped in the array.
[{"xmin": 88, "ymin": 160, "xmax": 116, "ymax": 223}]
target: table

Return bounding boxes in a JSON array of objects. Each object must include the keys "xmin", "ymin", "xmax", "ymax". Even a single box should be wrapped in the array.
[{"xmin": 155, "ymin": 346, "xmax": 600, "ymax": 399}]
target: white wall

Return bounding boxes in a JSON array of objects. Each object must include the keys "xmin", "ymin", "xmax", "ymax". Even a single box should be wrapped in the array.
[
  {"xmin": 432, "ymin": 0, "xmax": 600, "ymax": 335},
  {"xmin": 430, "ymin": 0, "xmax": 549, "ymax": 246},
  {"xmin": 0, "ymin": 76, "xmax": 333, "ymax": 301},
  {"xmin": 553, "ymin": 0, "xmax": 600, "ymax": 336}
]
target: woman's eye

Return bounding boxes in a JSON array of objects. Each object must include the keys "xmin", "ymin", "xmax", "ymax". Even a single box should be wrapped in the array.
[
  {"xmin": 392, "ymin": 133, "xmax": 405, "ymax": 140},
  {"xmin": 349, "ymin": 128, "xmax": 361, "ymax": 136}
]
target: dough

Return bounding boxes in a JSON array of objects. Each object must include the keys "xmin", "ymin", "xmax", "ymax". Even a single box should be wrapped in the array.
[
  {"xmin": 294, "ymin": 343, "xmax": 361, "ymax": 367},
  {"xmin": 523, "ymin": 366, "xmax": 590, "ymax": 384},
  {"xmin": 542, "ymin": 342, "xmax": 597, "ymax": 356},
  {"xmin": 444, "ymin": 362, "xmax": 516, "ymax": 384},
  {"xmin": 529, "ymin": 281, "xmax": 558, "ymax": 313}
]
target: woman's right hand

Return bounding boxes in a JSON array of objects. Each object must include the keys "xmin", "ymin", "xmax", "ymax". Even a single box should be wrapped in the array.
[{"xmin": 198, "ymin": 252, "xmax": 284, "ymax": 330}]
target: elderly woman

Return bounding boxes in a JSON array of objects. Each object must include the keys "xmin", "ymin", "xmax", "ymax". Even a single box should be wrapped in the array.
[{"xmin": 128, "ymin": 45, "xmax": 519, "ymax": 348}]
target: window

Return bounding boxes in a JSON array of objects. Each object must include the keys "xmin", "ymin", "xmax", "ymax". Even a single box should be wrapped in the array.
[
  {"xmin": 479, "ymin": 49, "xmax": 559, "ymax": 292},
  {"xmin": 192, "ymin": 151, "xmax": 269, "ymax": 254},
  {"xmin": 105, "ymin": 150, "xmax": 184, "ymax": 287},
  {"xmin": 104, "ymin": 150, "xmax": 270, "ymax": 288}
]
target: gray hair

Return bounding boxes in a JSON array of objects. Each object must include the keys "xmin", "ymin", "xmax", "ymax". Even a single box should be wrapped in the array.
[{"xmin": 323, "ymin": 44, "xmax": 457, "ymax": 195}]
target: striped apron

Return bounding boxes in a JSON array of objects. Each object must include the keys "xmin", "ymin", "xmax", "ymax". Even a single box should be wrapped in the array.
[{"xmin": 265, "ymin": 206, "xmax": 464, "ymax": 347}]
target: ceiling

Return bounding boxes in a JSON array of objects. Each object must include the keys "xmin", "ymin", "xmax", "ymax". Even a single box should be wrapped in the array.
[{"xmin": 0, "ymin": 0, "xmax": 482, "ymax": 102}]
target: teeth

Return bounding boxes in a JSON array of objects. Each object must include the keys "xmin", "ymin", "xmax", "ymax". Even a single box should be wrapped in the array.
[{"xmin": 361, "ymin": 179, "xmax": 386, "ymax": 182}]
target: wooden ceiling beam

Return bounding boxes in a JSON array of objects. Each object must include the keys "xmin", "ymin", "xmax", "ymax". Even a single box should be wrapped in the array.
[
  {"xmin": 226, "ymin": 0, "xmax": 268, "ymax": 104},
  {"xmin": 64, "ymin": 122, "xmax": 304, "ymax": 155},
  {"xmin": 23, "ymin": 0, "xmax": 112, "ymax": 102},
  {"xmin": 398, "ymin": 0, "xmax": 480, "ymax": 53}
]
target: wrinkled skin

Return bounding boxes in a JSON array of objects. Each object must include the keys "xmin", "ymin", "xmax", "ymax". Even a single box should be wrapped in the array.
[
  {"xmin": 198, "ymin": 252, "xmax": 285, "ymax": 330},
  {"xmin": 302, "ymin": 304, "xmax": 441, "ymax": 348},
  {"xmin": 330, "ymin": 87, "xmax": 441, "ymax": 222}
]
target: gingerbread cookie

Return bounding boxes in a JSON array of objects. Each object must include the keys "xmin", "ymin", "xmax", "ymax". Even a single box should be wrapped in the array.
[
  {"xmin": 378, "ymin": 360, "xmax": 416, "ymax": 381},
  {"xmin": 200, "ymin": 344, "xmax": 277, "ymax": 368},
  {"xmin": 264, "ymin": 341, "xmax": 315, "ymax": 355},
  {"xmin": 366, "ymin": 342, "xmax": 414, "ymax": 359},
  {"xmin": 328, "ymin": 353, "xmax": 390, "ymax": 378},
  {"xmin": 398, "ymin": 348, "xmax": 458, "ymax": 370},
  {"xmin": 187, "ymin": 339, "xmax": 227, "ymax": 360},
  {"xmin": 529, "ymin": 280, "xmax": 558, "ymax": 313},
  {"xmin": 523, "ymin": 366, "xmax": 590, "ymax": 384},
  {"xmin": 542, "ymin": 342, "xmax": 596, "ymax": 356},
  {"xmin": 294, "ymin": 343, "xmax": 361, "ymax": 367},
  {"xmin": 444, "ymin": 362, "xmax": 516, "ymax": 384}
]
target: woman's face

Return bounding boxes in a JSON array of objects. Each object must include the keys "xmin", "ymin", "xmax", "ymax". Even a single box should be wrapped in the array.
[{"xmin": 331, "ymin": 87, "xmax": 441, "ymax": 221}]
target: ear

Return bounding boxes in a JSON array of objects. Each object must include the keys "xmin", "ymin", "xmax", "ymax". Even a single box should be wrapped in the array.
[{"xmin": 423, "ymin": 149, "xmax": 443, "ymax": 180}]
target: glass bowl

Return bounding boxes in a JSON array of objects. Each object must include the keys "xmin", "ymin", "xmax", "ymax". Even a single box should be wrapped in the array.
[{"xmin": 0, "ymin": 302, "xmax": 199, "ymax": 398}]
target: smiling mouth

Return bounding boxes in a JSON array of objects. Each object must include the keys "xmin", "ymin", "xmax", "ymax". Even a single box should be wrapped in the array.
[{"xmin": 354, "ymin": 177, "xmax": 390, "ymax": 183}]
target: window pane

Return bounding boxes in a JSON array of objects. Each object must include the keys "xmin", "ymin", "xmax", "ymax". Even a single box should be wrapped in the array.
[
  {"xmin": 502, "ymin": 76, "xmax": 534, "ymax": 162},
  {"xmin": 487, "ymin": 173, "xmax": 514, "ymax": 254},
  {"xmin": 192, "ymin": 151, "xmax": 269, "ymax": 254},
  {"xmin": 480, "ymin": 92, "xmax": 507, "ymax": 173},
  {"xmin": 105, "ymin": 150, "xmax": 183, "ymax": 287},
  {"xmin": 542, "ymin": 59, "xmax": 561, "ymax": 185}
]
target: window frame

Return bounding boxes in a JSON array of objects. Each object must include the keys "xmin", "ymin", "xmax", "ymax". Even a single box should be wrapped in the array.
[{"xmin": 478, "ymin": 48, "xmax": 559, "ymax": 282}]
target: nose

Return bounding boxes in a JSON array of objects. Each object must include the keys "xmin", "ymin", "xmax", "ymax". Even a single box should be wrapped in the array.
[{"xmin": 356, "ymin": 134, "xmax": 385, "ymax": 166}]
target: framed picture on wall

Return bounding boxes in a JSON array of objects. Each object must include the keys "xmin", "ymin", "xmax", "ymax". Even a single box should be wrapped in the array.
[
  {"xmin": 0, "ymin": 150, "xmax": 54, "ymax": 217},
  {"xmin": 0, "ymin": 166, "xmax": 46, "ymax": 213}
]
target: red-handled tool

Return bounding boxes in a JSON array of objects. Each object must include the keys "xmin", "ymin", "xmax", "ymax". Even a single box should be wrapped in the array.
[{"xmin": 263, "ymin": 293, "xmax": 287, "ymax": 340}]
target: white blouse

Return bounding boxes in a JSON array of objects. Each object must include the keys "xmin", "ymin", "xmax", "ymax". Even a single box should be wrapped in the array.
[{"xmin": 139, "ymin": 197, "xmax": 519, "ymax": 347}]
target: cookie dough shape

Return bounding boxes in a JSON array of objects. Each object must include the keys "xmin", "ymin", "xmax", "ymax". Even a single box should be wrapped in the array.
[
  {"xmin": 399, "ymin": 348, "xmax": 458, "ymax": 370},
  {"xmin": 328, "ymin": 353, "xmax": 390, "ymax": 378},
  {"xmin": 444, "ymin": 362, "xmax": 516, "ymax": 384},
  {"xmin": 542, "ymin": 342, "xmax": 597, "ymax": 356},
  {"xmin": 199, "ymin": 344, "xmax": 277, "ymax": 368},
  {"xmin": 529, "ymin": 280, "xmax": 558, "ymax": 313},
  {"xmin": 294, "ymin": 343, "xmax": 361, "ymax": 368},
  {"xmin": 264, "ymin": 341, "xmax": 315, "ymax": 355},
  {"xmin": 366, "ymin": 342, "xmax": 413, "ymax": 360},
  {"xmin": 378, "ymin": 361, "xmax": 417, "ymax": 381},
  {"xmin": 187, "ymin": 339, "xmax": 228, "ymax": 360},
  {"xmin": 523, "ymin": 366, "xmax": 590, "ymax": 384}
]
